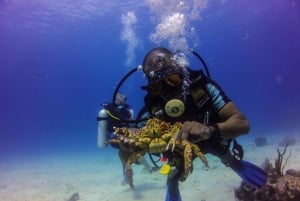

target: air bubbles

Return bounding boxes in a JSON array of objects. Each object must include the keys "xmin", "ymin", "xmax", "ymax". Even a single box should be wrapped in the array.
[
  {"xmin": 146, "ymin": 0, "xmax": 209, "ymax": 51},
  {"xmin": 173, "ymin": 52, "xmax": 189, "ymax": 68},
  {"xmin": 150, "ymin": 12, "xmax": 188, "ymax": 50},
  {"xmin": 120, "ymin": 11, "xmax": 140, "ymax": 67}
]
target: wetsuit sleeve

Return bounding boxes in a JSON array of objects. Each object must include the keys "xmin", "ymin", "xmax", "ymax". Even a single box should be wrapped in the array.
[{"xmin": 204, "ymin": 80, "xmax": 230, "ymax": 112}]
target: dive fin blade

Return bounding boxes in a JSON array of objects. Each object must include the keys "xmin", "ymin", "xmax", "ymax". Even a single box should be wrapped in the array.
[
  {"xmin": 165, "ymin": 177, "xmax": 182, "ymax": 201},
  {"xmin": 230, "ymin": 159, "xmax": 267, "ymax": 188}
]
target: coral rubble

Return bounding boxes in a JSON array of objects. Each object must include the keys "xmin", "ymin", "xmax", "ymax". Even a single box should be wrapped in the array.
[{"xmin": 235, "ymin": 145, "xmax": 300, "ymax": 201}]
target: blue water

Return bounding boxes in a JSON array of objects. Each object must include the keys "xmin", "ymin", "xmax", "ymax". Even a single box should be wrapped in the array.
[{"xmin": 0, "ymin": 0, "xmax": 299, "ymax": 160}]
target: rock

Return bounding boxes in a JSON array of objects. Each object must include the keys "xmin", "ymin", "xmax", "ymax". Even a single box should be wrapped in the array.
[
  {"xmin": 254, "ymin": 137, "xmax": 267, "ymax": 147},
  {"xmin": 286, "ymin": 169, "xmax": 300, "ymax": 177},
  {"xmin": 67, "ymin": 193, "xmax": 80, "ymax": 201},
  {"xmin": 235, "ymin": 169, "xmax": 300, "ymax": 201},
  {"xmin": 279, "ymin": 136, "xmax": 296, "ymax": 146}
]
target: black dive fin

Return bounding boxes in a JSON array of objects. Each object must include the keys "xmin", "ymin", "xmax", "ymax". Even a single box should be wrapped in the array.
[{"xmin": 230, "ymin": 159, "xmax": 267, "ymax": 188}]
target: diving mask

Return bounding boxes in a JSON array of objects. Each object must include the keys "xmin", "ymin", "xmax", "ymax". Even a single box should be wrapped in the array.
[
  {"xmin": 145, "ymin": 73, "xmax": 182, "ymax": 95},
  {"xmin": 146, "ymin": 65, "xmax": 183, "ymax": 84},
  {"xmin": 145, "ymin": 66, "xmax": 183, "ymax": 95}
]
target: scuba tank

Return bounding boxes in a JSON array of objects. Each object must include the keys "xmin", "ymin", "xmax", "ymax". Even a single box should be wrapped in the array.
[{"xmin": 97, "ymin": 109, "xmax": 108, "ymax": 148}]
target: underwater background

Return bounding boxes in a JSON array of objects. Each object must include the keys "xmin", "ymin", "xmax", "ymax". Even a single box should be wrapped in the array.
[{"xmin": 0, "ymin": 0, "xmax": 300, "ymax": 165}]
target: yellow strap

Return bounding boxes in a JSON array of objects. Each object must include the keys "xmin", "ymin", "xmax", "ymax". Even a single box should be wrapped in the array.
[{"xmin": 105, "ymin": 109, "xmax": 120, "ymax": 120}]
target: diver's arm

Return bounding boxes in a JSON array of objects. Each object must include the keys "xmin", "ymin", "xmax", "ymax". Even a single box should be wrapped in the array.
[
  {"xmin": 179, "ymin": 102, "xmax": 249, "ymax": 142},
  {"xmin": 97, "ymin": 109, "xmax": 109, "ymax": 148},
  {"xmin": 215, "ymin": 101, "xmax": 250, "ymax": 139},
  {"xmin": 204, "ymin": 80, "xmax": 249, "ymax": 139}
]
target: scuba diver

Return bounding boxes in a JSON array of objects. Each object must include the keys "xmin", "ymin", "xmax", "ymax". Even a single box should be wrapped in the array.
[
  {"xmin": 99, "ymin": 47, "xmax": 267, "ymax": 201},
  {"xmin": 97, "ymin": 92, "xmax": 155, "ymax": 184},
  {"xmin": 139, "ymin": 47, "xmax": 267, "ymax": 201}
]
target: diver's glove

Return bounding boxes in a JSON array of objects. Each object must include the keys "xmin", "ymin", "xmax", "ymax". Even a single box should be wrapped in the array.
[{"xmin": 180, "ymin": 121, "xmax": 217, "ymax": 143}]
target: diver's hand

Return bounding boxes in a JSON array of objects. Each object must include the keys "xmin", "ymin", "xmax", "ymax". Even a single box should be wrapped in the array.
[{"xmin": 179, "ymin": 121, "xmax": 213, "ymax": 143}]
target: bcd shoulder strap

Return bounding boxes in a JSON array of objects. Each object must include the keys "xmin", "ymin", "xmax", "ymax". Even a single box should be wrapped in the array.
[
  {"xmin": 190, "ymin": 85, "xmax": 210, "ymax": 109},
  {"xmin": 189, "ymin": 70, "xmax": 211, "ymax": 113}
]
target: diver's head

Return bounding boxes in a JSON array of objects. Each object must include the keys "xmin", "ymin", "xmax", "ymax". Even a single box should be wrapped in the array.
[
  {"xmin": 142, "ymin": 47, "xmax": 187, "ymax": 95},
  {"xmin": 115, "ymin": 93, "xmax": 127, "ymax": 105},
  {"xmin": 142, "ymin": 47, "xmax": 174, "ymax": 77},
  {"xmin": 142, "ymin": 47, "xmax": 191, "ymax": 118}
]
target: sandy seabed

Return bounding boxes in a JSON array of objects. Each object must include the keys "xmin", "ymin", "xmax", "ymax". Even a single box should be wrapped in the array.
[{"xmin": 1, "ymin": 134, "xmax": 300, "ymax": 201}]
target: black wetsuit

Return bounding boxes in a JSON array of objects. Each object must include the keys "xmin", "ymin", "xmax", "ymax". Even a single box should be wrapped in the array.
[{"xmin": 143, "ymin": 70, "xmax": 232, "ymax": 166}]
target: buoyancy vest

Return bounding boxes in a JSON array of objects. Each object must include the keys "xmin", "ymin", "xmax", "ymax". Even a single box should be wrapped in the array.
[{"xmin": 144, "ymin": 70, "xmax": 218, "ymax": 125}]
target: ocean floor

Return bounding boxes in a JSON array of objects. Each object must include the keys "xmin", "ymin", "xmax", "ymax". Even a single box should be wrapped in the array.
[{"xmin": 1, "ymin": 133, "xmax": 300, "ymax": 201}]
